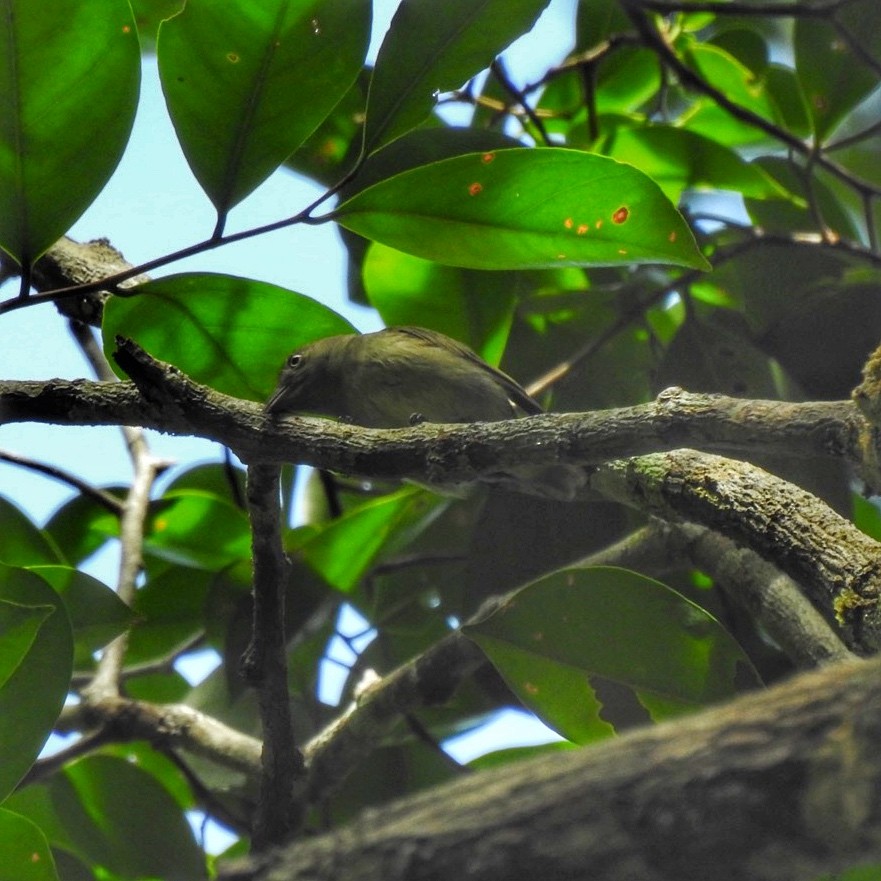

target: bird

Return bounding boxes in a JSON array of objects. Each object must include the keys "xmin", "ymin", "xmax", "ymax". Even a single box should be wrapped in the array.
[{"xmin": 265, "ymin": 325, "xmax": 542, "ymax": 427}]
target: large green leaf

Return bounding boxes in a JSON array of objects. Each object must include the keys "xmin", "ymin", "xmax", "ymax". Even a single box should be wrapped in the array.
[
  {"xmin": 0, "ymin": 809, "xmax": 57, "ymax": 881},
  {"xmin": 285, "ymin": 68, "xmax": 370, "ymax": 187},
  {"xmin": 350, "ymin": 127, "xmax": 522, "ymax": 198},
  {"xmin": 0, "ymin": 601, "xmax": 52, "ymax": 691},
  {"xmin": 144, "ymin": 491, "xmax": 251, "ymax": 570},
  {"xmin": 0, "ymin": 497, "xmax": 62, "ymax": 567},
  {"xmin": 364, "ymin": 0, "xmax": 551, "ymax": 152},
  {"xmin": 26, "ymin": 756, "xmax": 206, "ymax": 881},
  {"xmin": 158, "ymin": 0, "xmax": 370, "ymax": 215},
  {"xmin": 293, "ymin": 487, "xmax": 443, "ymax": 593},
  {"xmin": 0, "ymin": 0, "xmax": 139, "ymax": 266},
  {"xmin": 29, "ymin": 567, "xmax": 134, "ymax": 668},
  {"xmin": 0, "ymin": 565, "xmax": 72, "ymax": 802},
  {"xmin": 679, "ymin": 39, "xmax": 778, "ymax": 145},
  {"xmin": 129, "ymin": 0, "xmax": 184, "ymax": 48},
  {"xmin": 340, "ymin": 127, "xmax": 522, "ymax": 304},
  {"xmin": 464, "ymin": 566, "xmax": 759, "ymax": 743},
  {"xmin": 576, "ymin": 0, "xmax": 630, "ymax": 50},
  {"xmin": 333, "ymin": 148, "xmax": 708, "ymax": 270},
  {"xmin": 42, "ymin": 492, "xmax": 121, "ymax": 567},
  {"xmin": 102, "ymin": 273, "xmax": 356, "ymax": 400},
  {"xmin": 600, "ymin": 125, "xmax": 787, "ymax": 202},
  {"xmin": 363, "ymin": 243, "xmax": 519, "ymax": 366},
  {"xmin": 795, "ymin": 4, "xmax": 879, "ymax": 140},
  {"xmin": 126, "ymin": 567, "xmax": 214, "ymax": 664}
]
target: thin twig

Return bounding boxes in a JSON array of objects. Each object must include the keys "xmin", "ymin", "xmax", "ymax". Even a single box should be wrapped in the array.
[
  {"xmin": 0, "ymin": 449, "xmax": 123, "ymax": 515},
  {"xmin": 490, "ymin": 59, "xmax": 552, "ymax": 145},
  {"xmin": 71, "ymin": 320, "xmax": 165, "ymax": 701},
  {"xmin": 0, "ymin": 162, "xmax": 365, "ymax": 317}
]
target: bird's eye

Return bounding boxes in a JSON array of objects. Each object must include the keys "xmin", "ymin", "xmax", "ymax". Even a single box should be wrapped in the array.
[{"xmin": 287, "ymin": 353, "xmax": 302, "ymax": 368}]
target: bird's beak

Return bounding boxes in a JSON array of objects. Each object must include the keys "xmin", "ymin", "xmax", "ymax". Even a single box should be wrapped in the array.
[{"xmin": 265, "ymin": 384, "xmax": 291, "ymax": 415}]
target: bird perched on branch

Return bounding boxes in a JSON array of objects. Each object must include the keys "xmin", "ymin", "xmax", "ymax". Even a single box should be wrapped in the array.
[{"xmin": 265, "ymin": 325, "xmax": 542, "ymax": 427}]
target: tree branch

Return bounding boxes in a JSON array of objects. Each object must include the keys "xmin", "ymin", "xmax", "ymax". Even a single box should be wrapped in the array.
[
  {"xmin": 57, "ymin": 696, "xmax": 262, "ymax": 776},
  {"xmin": 0, "ymin": 449, "xmax": 123, "ymax": 514},
  {"xmin": 665, "ymin": 521, "xmax": 854, "ymax": 667},
  {"xmin": 0, "ymin": 364, "xmax": 869, "ymax": 491},
  {"xmin": 224, "ymin": 655, "xmax": 881, "ymax": 881},
  {"xmin": 590, "ymin": 449, "xmax": 881, "ymax": 653},
  {"xmin": 240, "ymin": 463, "xmax": 307, "ymax": 848},
  {"xmin": 576, "ymin": 521, "xmax": 854, "ymax": 669},
  {"xmin": 303, "ymin": 630, "xmax": 485, "ymax": 805}
]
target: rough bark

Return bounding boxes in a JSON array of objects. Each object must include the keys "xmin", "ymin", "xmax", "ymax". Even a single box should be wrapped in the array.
[{"xmin": 224, "ymin": 656, "xmax": 881, "ymax": 881}]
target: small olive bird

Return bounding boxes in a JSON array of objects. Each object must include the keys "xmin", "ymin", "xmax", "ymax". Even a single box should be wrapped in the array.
[{"xmin": 265, "ymin": 326, "xmax": 542, "ymax": 427}]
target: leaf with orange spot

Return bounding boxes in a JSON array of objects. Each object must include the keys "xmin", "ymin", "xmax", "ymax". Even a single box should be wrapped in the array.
[
  {"xmin": 333, "ymin": 148, "xmax": 709, "ymax": 270},
  {"xmin": 158, "ymin": 0, "xmax": 370, "ymax": 216}
]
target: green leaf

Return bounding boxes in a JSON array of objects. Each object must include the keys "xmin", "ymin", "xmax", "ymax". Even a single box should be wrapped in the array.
[
  {"xmin": 711, "ymin": 241, "xmax": 850, "ymax": 331},
  {"xmin": 464, "ymin": 566, "xmax": 759, "ymax": 743},
  {"xmin": 0, "ymin": 809, "xmax": 58, "ymax": 881},
  {"xmin": 795, "ymin": 7, "xmax": 878, "ymax": 140},
  {"xmin": 0, "ymin": 0, "xmax": 139, "ymax": 266},
  {"xmin": 50, "ymin": 847, "xmax": 96, "ymax": 881},
  {"xmin": 28, "ymin": 567, "xmax": 134, "ymax": 667},
  {"xmin": 158, "ymin": 0, "xmax": 370, "ymax": 215},
  {"xmin": 129, "ymin": 0, "xmax": 184, "ymax": 48},
  {"xmin": 601, "ymin": 125, "xmax": 787, "ymax": 202},
  {"xmin": 340, "ymin": 127, "xmax": 523, "ymax": 304},
  {"xmin": 364, "ymin": 0, "xmax": 551, "ymax": 152},
  {"xmin": 0, "ymin": 497, "xmax": 62, "ymax": 567},
  {"xmin": 56, "ymin": 756, "xmax": 207, "ymax": 880},
  {"xmin": 763, "ymin": 64, "xmax": 811, "ymax": 140},
  {"xmin": 162, "ymin": 462, "xmax": 247, "ymax": 504},
  {"xmin": 333, "ymin": 148, "xmax": 708, "ymax": 270},
  {"xmin": 285, "ymin": 68, "xmax": 370, "ymax": 187},
  {"xmin": 350, "ymin": 126, "xmax": 522, "ymax": 198},
  {"xmin": 0, "ymin": 600, "xmax": 53, "ymax": 690},
  {"xmin": 576, "ymin": 0, "xmax": 630, "ymax": 50},
  {"xmin": 125, "ymin": 669, "xmax": 192, "ymax": 703},
  {"xmin": 0, "ymin": 565, "xmax": 73, "ymax": 802},
  {"xmin": 744, "ymin": 156, "xmax": 855, "ymax": 240},
  {"xmin": 363, "ymin": 243, "xmax": 518, "ymax": 365},
  {"xmin": 467, "ymin": 740, "xmax": 574, "ymax": 771},
  {"xmin": 126, "ymin": 567, "xmax": 213, "ymax": 665},
  {"xmin": 42, "ymin": 492, "xmax": 121, "ymax": 567},
  {"xmin": 679, "ymin": 40, "xmax": 778, "ymax": 145},
  {"xmin": 144, "ymin": 491, "xmax": 251, "ymax": 570},
  {"xmin": 853, "ymin": 493, "xmax": 881, "ymax": 542},
  {"xmin": 294, "ymin": 487, "xmax": 442, "ymax": 593},
  {"xmin": 102, "ymin": 273, "xmax": 357, "ymax": 400}
]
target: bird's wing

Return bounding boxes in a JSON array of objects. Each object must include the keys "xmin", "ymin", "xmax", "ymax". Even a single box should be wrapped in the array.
[{"xmin": 391, "ymin": 326, "xmax": 543, "ymax": 415}]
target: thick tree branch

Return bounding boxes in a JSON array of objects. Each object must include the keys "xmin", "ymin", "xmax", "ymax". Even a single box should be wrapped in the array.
[
  {"xmin": 3, "ymin": 348, "xmax": 877, "ymax": 653},
  {"xmin": 577, "ymin": 521, "xmax": 854, "ymax": 668},
  {"xmin": 224, "ymin": 655, "xmax": 881, "ymax": 881},
  {"xmin": 673, "ymin": 522, "xmax": 855, "ymax": 667},
  {"xmin": 590, "ymin": 450, "xmax": 881, "ymax": 653},
  {"xmin": 0, "ymin": 367, "xmax": 869, "ymax": 490}
]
